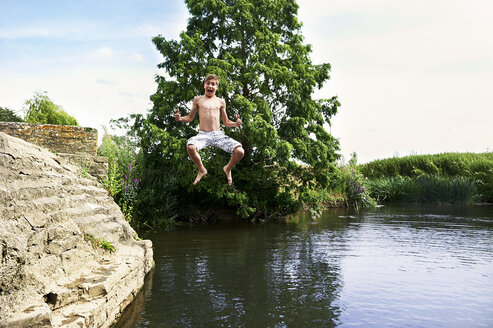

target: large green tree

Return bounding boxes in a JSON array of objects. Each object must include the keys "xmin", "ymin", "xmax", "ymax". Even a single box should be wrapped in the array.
[{"xmin": 132, "ymin": 0, "xmax": 340, "ymax": 221}]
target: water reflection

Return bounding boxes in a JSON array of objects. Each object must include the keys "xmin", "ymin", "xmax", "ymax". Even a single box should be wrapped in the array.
[
  {"xmin": 115, "ymin": 205, "xmax": 493, "ymax": 328},
  {"xmin": 167, "ymin": 219, "xmax": 346, "ymax": 327}
]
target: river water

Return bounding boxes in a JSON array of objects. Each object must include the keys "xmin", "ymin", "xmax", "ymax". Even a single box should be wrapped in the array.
[{"xmin": 115, "ymin": 205, "xmax": 493, "ymax": 327}]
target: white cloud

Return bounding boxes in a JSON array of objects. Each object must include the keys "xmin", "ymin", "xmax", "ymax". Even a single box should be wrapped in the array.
[
  {"xmin": 130, "ymin": 53, "xmax": 144, "ymax": 62},
  {"xmin": 96, "ymin": 46, "xmax": 113, "ymax": 59}
]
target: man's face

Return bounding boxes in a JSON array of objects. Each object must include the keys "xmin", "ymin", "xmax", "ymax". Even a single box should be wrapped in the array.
[{"xmin": 204, "ymin": 79, "xmax": 218, "ymax": 98}]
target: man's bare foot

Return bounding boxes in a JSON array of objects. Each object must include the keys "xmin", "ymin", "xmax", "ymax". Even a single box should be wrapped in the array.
[
  {"xmin": 223, "ymin": 166, "xmax": 233, "ymax": 185},
  {"xmin": 193, "ymin": 168, "xmax": 208, "ymax": 185}
]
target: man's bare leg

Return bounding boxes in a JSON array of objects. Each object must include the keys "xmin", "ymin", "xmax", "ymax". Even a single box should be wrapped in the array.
[
  {"xmin": 223, "ymin": 146, "xmax": 244, "ymax": 185},
  {"xmin": 187, "ymin": 145, "xmax": 207, "ymax": 185}
]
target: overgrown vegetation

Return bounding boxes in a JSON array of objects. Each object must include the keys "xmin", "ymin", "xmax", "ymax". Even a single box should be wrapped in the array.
[
  {"xmin": 98, "ymin": 128, "xmax": 140, "ymax": 223},
  {"xmin": 341, "ymin": 167, "xmax": 377, "ymax": 209},
  {"xmin": 360, "ymin": 153, "xmax": 493, "ymax": 203},
  {"xmin": 97, "ymin": 125, "xmax": 178, "ymax": 229}
]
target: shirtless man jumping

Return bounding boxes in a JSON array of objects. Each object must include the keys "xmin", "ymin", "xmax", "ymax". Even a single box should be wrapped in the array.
[{"xmin": 174, "ymin": 74, "xmax": 245, "ymax": 185}]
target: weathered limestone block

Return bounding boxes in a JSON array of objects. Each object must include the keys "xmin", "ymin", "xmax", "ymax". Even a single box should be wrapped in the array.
[
  {"xmin": 0, "ymin": 132, "xmax": 153, "ymax": 328},
  {"xmin": 56, "ymin": 153, "xmax": 109, "ymax": 181}
]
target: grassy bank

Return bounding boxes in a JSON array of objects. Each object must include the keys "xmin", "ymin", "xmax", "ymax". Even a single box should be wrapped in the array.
[{"xmin": 359, "ymin": 152, "xmax": 493, "ymax": 203}]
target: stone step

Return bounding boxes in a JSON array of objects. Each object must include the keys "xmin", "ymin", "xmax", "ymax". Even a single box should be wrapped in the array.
[
  {"xmin": 49, "ymin": 294, "xmax": 107, "ymax": 328},
  {"xmin": 0, "ymin": 303, "xmax": 52, "ymax": 327},
  {"xmin": 7, "ymin": 182, "xmax": 64, "ymax": 205},
  {"xmin": 63, "ymin": 203, "xmax": 112, "ymax": 219},
  {"xmin": 50, "ymin": 252, "xmax": 147, "ymax": 327},
  {"xmin": 10, "ymin": 196, "xmax": 110, "ymax": 225},
  {"xmin": 64, "ymin": 184, "xmax": 109, "ymax": 198},
  {"xmin": 77, "ymin": 217, "xmax": 131, "ymax": 244},
  {"xmin": 5, "ymin": 172, "xmax": 109, "ymax": 207}
]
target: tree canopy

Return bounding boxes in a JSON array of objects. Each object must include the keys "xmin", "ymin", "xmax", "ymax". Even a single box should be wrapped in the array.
[
  {"xmin": 129, "ymin": 0, "xmax": 340, "ymax": 222},
  {"xmin": 23, "ymin": 91, "xmax": 78, "ymax": 126}
]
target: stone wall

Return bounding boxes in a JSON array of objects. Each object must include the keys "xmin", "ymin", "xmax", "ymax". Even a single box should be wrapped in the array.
[
  {"xmin": 0, "ymin": 122, "xmax": 97, "ymax": 155},
  {"xmin": 0, "ymin": 122, "xmax": 107, "ymax": 179},
  {"xmin": 0, "ymin": 132, "xmax": 153, "ymax": 327}
]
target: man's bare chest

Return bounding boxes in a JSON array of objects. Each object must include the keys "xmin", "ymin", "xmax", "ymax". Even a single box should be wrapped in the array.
[{"xmin": 198, "ymin": 98, "xmax": 222, "ymax": 114}]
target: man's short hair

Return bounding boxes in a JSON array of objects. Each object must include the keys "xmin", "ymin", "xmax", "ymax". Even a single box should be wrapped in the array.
[{"xmin": 204, "ymin": 74, "xmax": 219, "ymax": 85}]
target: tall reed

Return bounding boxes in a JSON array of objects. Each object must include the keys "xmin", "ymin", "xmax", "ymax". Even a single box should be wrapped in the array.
[
  {"xmin": 367, "ymin": 174, "xmax": 478, "ymax": 204},
  {"xmin": 360, "ymin": 152, "xmax": 492, "ymax": 202}
]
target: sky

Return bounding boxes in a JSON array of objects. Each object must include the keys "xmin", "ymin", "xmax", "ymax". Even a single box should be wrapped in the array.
[{"xmin": 1, "ymin": 0, "xmax": 491, "ymax": 163}]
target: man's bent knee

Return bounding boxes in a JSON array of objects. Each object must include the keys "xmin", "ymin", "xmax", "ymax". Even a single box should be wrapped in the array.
[
  {"xmin": 187, "ymin": 144, "xmax": 197, "ymax": 153},
  {"xmin": 233, "ymin": 146, "xmax": 244, "ymax": 158},
  {"xmin": 187, "ymin": 144, "xmax": 199, "ymax": 158}
]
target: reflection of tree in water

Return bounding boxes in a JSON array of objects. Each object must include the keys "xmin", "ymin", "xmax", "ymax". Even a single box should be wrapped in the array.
[
  {"xmin": 262, "ymin": 222, "xmax": 345, "ymax": 327},
  {"xmin": 123, "ymin": 211, "xmax": 354, "ymax": 327}
]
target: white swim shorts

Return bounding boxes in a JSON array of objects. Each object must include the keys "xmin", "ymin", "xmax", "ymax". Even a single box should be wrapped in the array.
[{"xmin": 187, "ymin": 130, "xmax": 242, "ymax": 154}]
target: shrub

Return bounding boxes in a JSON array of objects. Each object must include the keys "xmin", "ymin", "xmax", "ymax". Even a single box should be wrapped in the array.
[
  {"xmin": 98, "ymin": 130, "xmax": 140, "ymax": 223},
  {"xmin": 335, "ymin": 154, "xmax": 376, "ymax": 210},
  {"xmin": 98, "ymin": 125, "xmax": 178, "ymax": 229},
  {"xmin": 343, "ymin": 167, "xmax": 376, "ymax": 210}
]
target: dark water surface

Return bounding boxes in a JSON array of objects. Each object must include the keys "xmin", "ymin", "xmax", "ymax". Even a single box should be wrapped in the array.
[{"xmin": 115, "ymin": 205, "xmax": 493, "ymax": 327}]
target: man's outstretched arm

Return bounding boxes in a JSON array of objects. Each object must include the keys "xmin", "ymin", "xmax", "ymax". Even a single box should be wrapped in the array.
[
  {"xmin": 174, "ymin": 98, "xmax": 198, "ymax": 123},
  {"xmin": 220, "ymin": 101, "xmax": 242, "ymax": 128}
]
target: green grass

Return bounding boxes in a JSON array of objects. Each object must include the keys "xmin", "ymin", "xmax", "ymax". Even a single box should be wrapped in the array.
[
  {"xmin": 84, "ymin": 233, "xmax": 116, "ymax": 252},
  {"xmin": 359, "ymin": 152, "xmax": 493, "ymax": 203}
]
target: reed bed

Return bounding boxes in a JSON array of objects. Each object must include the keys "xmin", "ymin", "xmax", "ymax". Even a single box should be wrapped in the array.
[
  {"xmin": 367, "ymin": 175, "xmax": 478, "ymax": 204},
  {"xmin": 360, "ymin": 153, "xmax": 492, "ymax": 203}
]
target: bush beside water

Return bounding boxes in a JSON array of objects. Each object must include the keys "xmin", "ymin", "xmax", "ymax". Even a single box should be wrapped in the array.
[
  {"xmin": 97, "ymin": 128, "xmax": 178, "ymax": 229},
  {"xmin": 329, "ymin": 153, "xmax": 376, "ymax": 210}
]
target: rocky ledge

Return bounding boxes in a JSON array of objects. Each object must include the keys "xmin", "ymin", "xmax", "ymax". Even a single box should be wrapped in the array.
[{"xmin": 0, "ymin": 132, "xmax": 153, "ymax": 328}]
